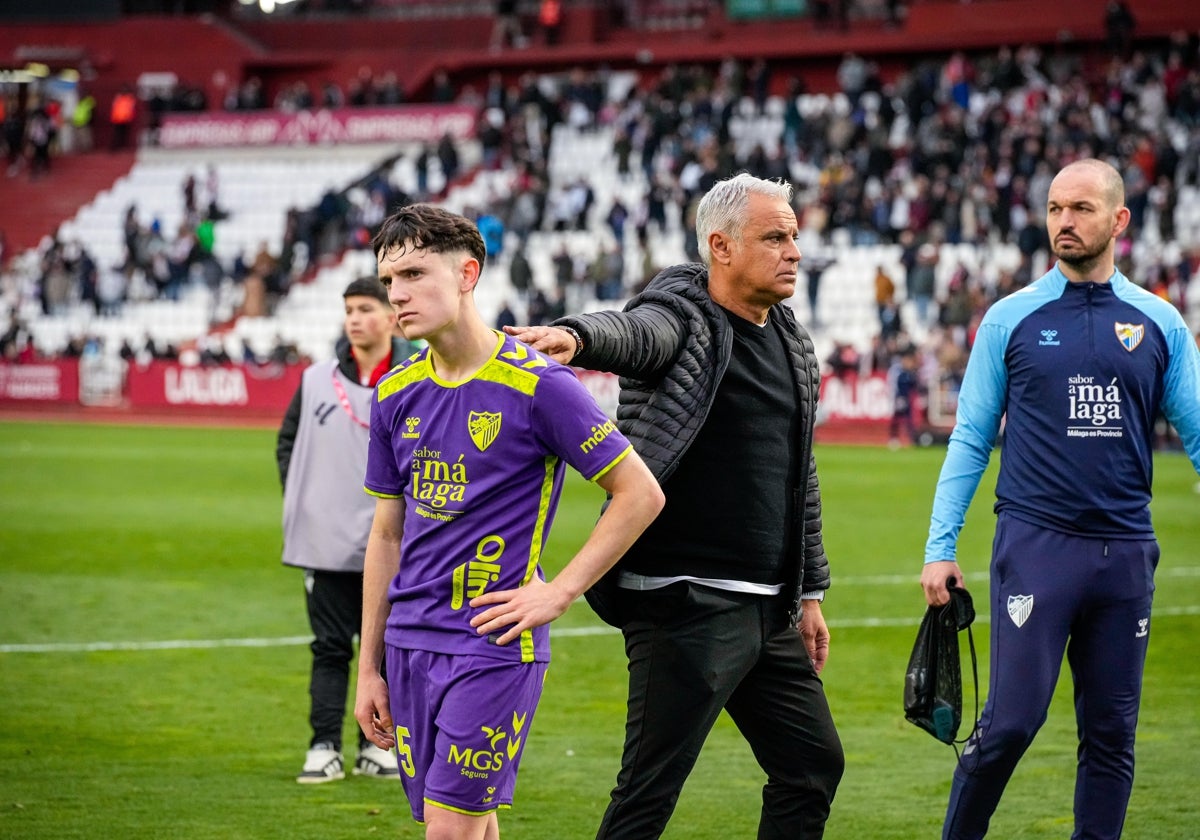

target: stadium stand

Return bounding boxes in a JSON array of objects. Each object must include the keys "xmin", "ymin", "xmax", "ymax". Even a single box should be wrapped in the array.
[{"xmin": 2, "ymin": 1, "xmax": 1198, "ymax": 427}]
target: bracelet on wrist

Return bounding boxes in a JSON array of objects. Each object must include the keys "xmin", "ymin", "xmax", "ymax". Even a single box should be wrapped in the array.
[{"xmin": 560, "ymin": 326, "xmax": 584, "ymax": 360}]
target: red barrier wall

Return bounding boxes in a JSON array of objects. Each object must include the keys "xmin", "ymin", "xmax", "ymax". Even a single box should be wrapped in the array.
[
  {"xmin": 0, "ymin": 361, "xmax": 79, "ymax": 404},
  {"xmin": 1, "ymin": 361, "xmax": 904, "ymax": 442},
  {"xmin": 0, "ymin": 360, "xmax": 303, "ymax": 421},
  {"xmin": 125, "ymin": 361, "xmax": 302, "ymax": 411}
]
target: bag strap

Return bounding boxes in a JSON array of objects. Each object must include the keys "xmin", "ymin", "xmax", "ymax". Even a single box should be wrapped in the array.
[
  {"xmin": 947, "ymin": 583, "xmax": 981, "ymax": 759},
  {"xmin": 951, "ymin": 620, "xmax": 979, "ymax": 758}
]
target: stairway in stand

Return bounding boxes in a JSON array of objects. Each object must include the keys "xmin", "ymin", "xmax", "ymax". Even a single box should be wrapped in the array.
[{"xmin": 1, "ymin": 149, "xmax": 137, "ymax": 255}]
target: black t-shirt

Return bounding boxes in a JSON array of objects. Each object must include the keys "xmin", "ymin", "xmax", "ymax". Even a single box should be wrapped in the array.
[{"xmin": 623, "ymin": 308, "xmax": 799, "ymax": 584}]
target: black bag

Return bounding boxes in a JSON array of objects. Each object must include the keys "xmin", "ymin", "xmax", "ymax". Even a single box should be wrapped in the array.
[{"xmin": 904, "ymin": 583, "xmax": 977, "ymax": 745}]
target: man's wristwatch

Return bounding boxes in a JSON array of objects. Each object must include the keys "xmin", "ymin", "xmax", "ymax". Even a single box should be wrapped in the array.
[{"xmin": 559, "ymin": 326, "xmax": 584, "ymax": 360}]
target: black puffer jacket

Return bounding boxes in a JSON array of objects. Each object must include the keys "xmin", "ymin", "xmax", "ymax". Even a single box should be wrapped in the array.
[{"xmin": 556, "ymin": 262, "xmax": 830, "ymax": 618}]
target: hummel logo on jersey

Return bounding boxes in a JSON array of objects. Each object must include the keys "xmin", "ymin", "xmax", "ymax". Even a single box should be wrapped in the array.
[
  {"xmin": 402, "ymin": 416, "xmax": 421, "ymax": 438},
  {"xmin": 1136, "ymin": 617, "xmax": 1149, "ymax": 638},
  {"xmin": 501, "ymin": 343, "xmax": 548, "ymax": 369},
  {"xmin": 1038, "ymin": 329, "xmax": 1060, "ymax": 346},
  {"xmin": 507, "ymin": 710, "xmax": 527, "ymax": 759},
  {"xmin": 1115, "ymin": 322, "xmax": 1145, "ymax": 352},
  {"xmin": 1008, "ymin": 594, "xmax": 1033, "ymax": 628},
  {"xmin": 469, "ymin": 411, "xmax": 501, "ymax": 451}
]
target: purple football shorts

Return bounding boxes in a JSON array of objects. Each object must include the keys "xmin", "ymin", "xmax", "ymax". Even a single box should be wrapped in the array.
[{"xmin": 386, "ymin": 645, "xmax": 548, "ymax": 823}]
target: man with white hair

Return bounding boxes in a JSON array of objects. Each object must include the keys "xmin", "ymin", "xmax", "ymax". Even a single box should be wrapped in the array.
[{"xmin": 507, "ymin": 172, "xmax": 844, "ymax": 839}]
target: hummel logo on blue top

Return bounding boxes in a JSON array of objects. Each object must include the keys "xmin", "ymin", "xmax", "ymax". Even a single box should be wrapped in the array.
[{"xmin": 1038, "ymin": 329, "xmax": 1060, "ymax": 346}]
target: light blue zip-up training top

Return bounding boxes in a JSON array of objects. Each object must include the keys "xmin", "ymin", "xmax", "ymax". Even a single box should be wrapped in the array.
[{"xmin": 926, "ymin": 264, "xmax": 1200, "ymax": 563}]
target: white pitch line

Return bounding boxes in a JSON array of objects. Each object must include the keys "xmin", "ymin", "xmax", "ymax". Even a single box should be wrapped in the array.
[
  {"xmin": 833, "ymin": 566, "xmax": 1200, "ymax": 587},
  {"xmin": 0, "ymin": 635, "xmax": 315, "ymax": 654},
  {"xmin": 4, "ymin": 607, "xmax": 1200, "ymax": 654}
]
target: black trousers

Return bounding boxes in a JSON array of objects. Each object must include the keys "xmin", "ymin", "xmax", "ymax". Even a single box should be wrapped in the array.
[
  {"xmin": 596, "ymin": 584, "xmax": 844, "ymax": 840},
  {"xmin": 305, "ymin": 569, "xmax": 368, "ymax": 752}
]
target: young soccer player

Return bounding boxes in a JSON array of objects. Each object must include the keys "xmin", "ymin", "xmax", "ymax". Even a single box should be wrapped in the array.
[{"xmin": 354, "ymin": 204, "xmax": 663, "ymax": 840}]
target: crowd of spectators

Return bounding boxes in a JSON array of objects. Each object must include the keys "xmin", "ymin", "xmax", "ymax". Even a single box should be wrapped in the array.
[
  {"xmin": 5, "ymin": 27, "xmax": 1200, "ymax": 434},
  {"xmin": 497, "ymin": 34, "xmax": 1197, "ymax": 351},
  {"xmin": 1, "ymin": 93, "xmax": 91, "ymax": 182}
]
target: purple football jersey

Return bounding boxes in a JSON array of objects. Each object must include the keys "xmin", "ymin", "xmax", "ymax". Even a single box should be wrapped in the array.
[{"xmin": 365, "ymin": 332, "xmax": 632, "ymax": 663}]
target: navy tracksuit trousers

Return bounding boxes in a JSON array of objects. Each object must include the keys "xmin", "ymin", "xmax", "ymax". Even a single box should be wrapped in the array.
[{"xmin": 944, "ymin": 513, "xmax": 1159, "ymax": 840}]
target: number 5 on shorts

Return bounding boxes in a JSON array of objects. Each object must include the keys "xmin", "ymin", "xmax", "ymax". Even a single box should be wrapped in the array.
[{"xmin": 394, "ymin": 725, "xmax": 416, "ymax": 778}]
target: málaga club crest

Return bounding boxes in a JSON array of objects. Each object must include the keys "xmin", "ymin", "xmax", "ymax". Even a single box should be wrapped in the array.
[
  {"xmin": 1007, "ymin": 594, "xmax": 1034, "ymax": 628},
  {"xmin": 469, "ymin": 411, "xmax": 502, "ymax": 451},
  {"xmin": 1114, "ymin": 322, "xmax": 1144, "ymax": 352}
]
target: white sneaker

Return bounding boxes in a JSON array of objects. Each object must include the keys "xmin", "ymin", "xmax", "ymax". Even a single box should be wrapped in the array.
[
  {"xmin": 354, "ymin": 744, "xmax": 400, "ymax": 778},
  {"xmin": 296, "ymin": 743, "xmax": 344, "ymax": 784}
]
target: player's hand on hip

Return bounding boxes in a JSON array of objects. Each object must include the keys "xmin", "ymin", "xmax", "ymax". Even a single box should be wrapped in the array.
[
  {"xmin": 469, "ymin": 576, "xmax": 573, "ymax": 646},
  {"xmin": 502, "ymin": 325, "xmax": 576, "ymax": 364},
  {"xmin": 920, "ymin": 560, "xmax": 965, "ymax": 607}
]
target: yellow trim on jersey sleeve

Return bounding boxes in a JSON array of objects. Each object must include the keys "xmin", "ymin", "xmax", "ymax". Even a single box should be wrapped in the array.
[
  {"xmin": 386, "ymin": 334, "xmax": 549, "ymax": 397},
  {"xmin": 376, "ymin": 355, "xmax": 429, "ymax": 403},
  {"xmin": 364, "ymin": 486, "xmax": 403, "ymax": 500},
  {"xmin": 473, "ymin": 357, "xmax": 541, "ymax": 397},
  {"xmin": 586, "ymin": 444, "xmax": 634, "ymax": 483},
  {"xmin": 497, "ymin": 338, "xmax": 549, "ymax": 371}
]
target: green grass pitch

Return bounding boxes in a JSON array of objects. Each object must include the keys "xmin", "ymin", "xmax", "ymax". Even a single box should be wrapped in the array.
[{"xmin": 1, "ymin": 419, "xmax": 1197, "ymax": 838}]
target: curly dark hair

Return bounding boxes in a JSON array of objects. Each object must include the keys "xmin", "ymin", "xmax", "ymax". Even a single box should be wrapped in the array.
[{"xmin": 371, "ymin": 203, "xmax": 486, "ymax": 268}]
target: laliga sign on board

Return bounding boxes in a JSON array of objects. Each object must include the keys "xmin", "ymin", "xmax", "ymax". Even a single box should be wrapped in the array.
[
  {"xmin": 164, "ymin": 367, "xmax": 249, "ymax": 406},
  {"xmin": 818, "ymin": 374, "xmax": 893, "ymax": 421},
  {"xmin": 125, "ymin": 360, "xmax": 302, "ymax": 411}
]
